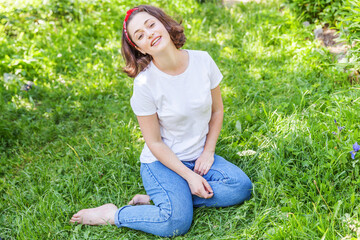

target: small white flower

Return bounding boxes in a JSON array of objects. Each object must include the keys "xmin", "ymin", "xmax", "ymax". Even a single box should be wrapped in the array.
[{"xmin": 237, "ymin": 150, "xmax": 256, "ymax": 157}]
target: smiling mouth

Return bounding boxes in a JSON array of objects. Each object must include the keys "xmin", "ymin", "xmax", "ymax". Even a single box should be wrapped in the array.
[{"xmin": 151, "ymin": 36, "xmax": 161, "ymax": 47}]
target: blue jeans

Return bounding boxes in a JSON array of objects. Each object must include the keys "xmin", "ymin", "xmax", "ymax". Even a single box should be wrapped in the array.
[{"xmin": 114, "ymin": 155, "xmax": 252, "ymax": 237}]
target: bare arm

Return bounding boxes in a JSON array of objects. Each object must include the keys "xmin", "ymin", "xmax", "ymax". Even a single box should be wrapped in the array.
[
  {"xmin": 205, "ymin": 85, "xmax": 224, "ymax": 152},
  {"xmin": 194, "ymin": 85, "xmax": 224, "ymax": 175},
  {"xmin": 137, "ymin": 115, "xmax": 213, "ymax": 199}
]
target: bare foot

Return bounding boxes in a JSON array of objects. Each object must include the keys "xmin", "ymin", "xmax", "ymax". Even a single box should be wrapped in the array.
[
  {"xmin": 128, "ymin": 194, "xmax": 151, "ymax": 205},
  {"xmin": 70, "ymin": 203, "xmax": 118, "ymax": 225}
]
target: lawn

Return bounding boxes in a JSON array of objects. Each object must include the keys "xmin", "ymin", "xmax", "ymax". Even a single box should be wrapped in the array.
[{"xmin": 1, "ymin": 0, "xmax": 360, "ymax": 239}]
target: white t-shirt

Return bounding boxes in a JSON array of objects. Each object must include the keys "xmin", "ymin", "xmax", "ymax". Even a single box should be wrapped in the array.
[{"xmin": 130, "ymin": 50, "xmax": 223, "ymax": 163}]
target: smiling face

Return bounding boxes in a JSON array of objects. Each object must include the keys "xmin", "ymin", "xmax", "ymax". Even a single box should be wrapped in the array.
[{"xmin": 127, "ymin": 12, "xmax": 173, "ymax": 56}]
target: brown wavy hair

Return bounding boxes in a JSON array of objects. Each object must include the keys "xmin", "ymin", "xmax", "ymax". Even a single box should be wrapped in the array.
[{"xmin": 121, "ymin": 5, "xmax": 186, "ymax": 78}]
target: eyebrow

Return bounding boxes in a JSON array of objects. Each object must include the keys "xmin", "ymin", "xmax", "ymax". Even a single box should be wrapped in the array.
[{"xmin": 133, "ymin": 18, "xmax": 151, "ymax": 36}]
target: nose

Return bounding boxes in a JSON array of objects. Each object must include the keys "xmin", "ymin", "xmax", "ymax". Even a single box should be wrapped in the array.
[{"xmin": 146, "ymin": 30, "xmax": 154, "ymax": 39}]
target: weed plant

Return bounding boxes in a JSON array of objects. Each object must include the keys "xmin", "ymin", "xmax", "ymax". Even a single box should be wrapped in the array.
[
  {"xmin": 286, "ymin": 0, "xmax": 345, "ymax": 24},
  {"xmin": 1, "ymin": 0, "xmax": 360, "ymax": 239},
  {"xmin": 336, "ymin": 0, "xmax": 360, "ymax": 73},
  {"xmin": 286, "ymin": 0, "xmax": 360, "ymax": 80}
]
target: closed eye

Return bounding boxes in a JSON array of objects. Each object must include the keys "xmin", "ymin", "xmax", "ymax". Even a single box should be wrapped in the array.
[
  {"xmin": 149, "ymin": 22, "xmax": 155, "ymax": 28},
  {"xmin": 138, "ymin": 34, "xmax": 144, "ymax": 40}
]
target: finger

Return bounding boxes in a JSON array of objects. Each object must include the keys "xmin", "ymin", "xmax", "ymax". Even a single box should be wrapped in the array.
[
  {"xmin": 198, "ymin": 188, "xmax": 210, "ymax": 199},
  {"xmin": 197, "ymin": 162, "xmax": 206, "ymax": 175},
  {"xmin": 200, "ymin": 188, "xmax": 213, "ymax": 199},
  {"xmin": 192, "ymin": 184, "xmax": 208, "ymax": 199},
  {"xmin": 203, "ymin": 179, "xmax": 213, "ymax": 194},
  {"xmin": 194, "ymin": 161, "xmax": 201, "ymax": 174},
  {"xmin": 201, "ymin": 164, "xmax": 209, "ymax": 176},
  {"xmin": 199, "ymin": 164, "xmax": 208, "ymax": 176},
  {"xmin": 197, "ymin": 164, "xmax": 203, "ymax": 175},
  {"xmin": 202, "ymin": 165, "xmax": 211, "ymax": 175},
  {"xmin": 128, "ymin": 199, "xmax": 134, "ymax": 205}
]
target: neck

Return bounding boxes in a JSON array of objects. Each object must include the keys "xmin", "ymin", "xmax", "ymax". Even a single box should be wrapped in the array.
[{"xmin": 152, "ymin": 45, "xmax": 188, "ymax": 75}]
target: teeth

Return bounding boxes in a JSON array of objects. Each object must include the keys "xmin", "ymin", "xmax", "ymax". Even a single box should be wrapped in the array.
[{"xmin": 152, "ymin": 37, "xmax": 160, "ymax": 46}]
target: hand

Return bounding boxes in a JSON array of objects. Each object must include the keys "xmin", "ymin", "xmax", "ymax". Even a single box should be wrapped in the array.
[
  {"xmin": 186, "ymin": 172, "xmax": 213, "ymax": 199},
  {"xmin": 194, "ymin": 151, "xmax": 214, "ymax": 176}
]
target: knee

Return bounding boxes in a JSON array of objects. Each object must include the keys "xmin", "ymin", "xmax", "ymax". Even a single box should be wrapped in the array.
[
  {"xmin": 234, "ymin": 168, "xmax": 252, "ymax": 194},
  {"xmin": 159, "ymin": 214, "xmax": 192, "ymax": 237},
  {"xmin": 241, "ymin": 177, "xmax": 252, "ymax": 200},
  {"xmin": 230, "ymin": 172, "xmax": 253, "ymax": 202}
]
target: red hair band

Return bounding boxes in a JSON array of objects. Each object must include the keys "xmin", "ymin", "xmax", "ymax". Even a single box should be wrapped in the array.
[{"xmin": 123, "ymin": 8, "xmax": 138, "ymax": 48}]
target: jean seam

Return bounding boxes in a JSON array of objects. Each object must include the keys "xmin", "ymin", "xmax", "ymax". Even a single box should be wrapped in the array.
[
  {"xmin": 142, "ymin": 164, "xmax": 173, "ymax": 222},
  {"xmin": 115, "ymin": 205, "xmax": 131, "ymax": 227},
  {"xmin": 208, "ymin": 168, "xmax": 231, "ymax": 183},
  {"xmin": 118, "ymin": 164, "xmax": 173, "ymax": 224}
]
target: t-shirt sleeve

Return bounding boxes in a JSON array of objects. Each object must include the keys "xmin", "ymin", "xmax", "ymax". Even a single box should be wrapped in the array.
[
  {"xmin": 206, "ymin": 52, "xmax": 223, "ymax": 89},
  {"xmin": 130, "ymin": 77, "xmax": 157, "ymax": 116}
]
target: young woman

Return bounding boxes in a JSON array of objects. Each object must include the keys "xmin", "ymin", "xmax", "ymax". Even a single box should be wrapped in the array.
[{"xmin": 70, "ymin": 5, "xmax": 252, "ymax": 237}]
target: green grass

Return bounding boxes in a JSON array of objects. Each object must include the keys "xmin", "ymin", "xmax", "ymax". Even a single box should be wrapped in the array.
[{"xmin": 1, "ymin": 0, "xmax": 360, "ymax": 239}]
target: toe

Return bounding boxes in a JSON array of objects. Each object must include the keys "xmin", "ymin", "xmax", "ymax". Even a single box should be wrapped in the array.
[
  {"xmin": 70, "ymin": 215, "xmax": 81, "ymax": 223},
  {"xmin": 70, "ymin": 219, "xmax": 78, "ymax": 224}
]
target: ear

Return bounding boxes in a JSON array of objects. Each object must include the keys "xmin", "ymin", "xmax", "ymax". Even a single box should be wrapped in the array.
[{"xmin": 136, "ymin": 46, "xmax": 146, "ymax": 55}]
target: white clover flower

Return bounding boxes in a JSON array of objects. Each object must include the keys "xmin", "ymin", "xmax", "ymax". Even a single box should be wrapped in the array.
[{"xmin": 237, "ymin": 150, "xmax": 256, "ymax": 157}]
